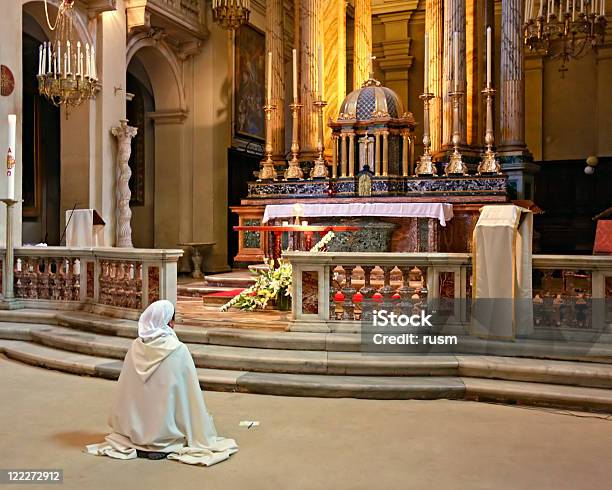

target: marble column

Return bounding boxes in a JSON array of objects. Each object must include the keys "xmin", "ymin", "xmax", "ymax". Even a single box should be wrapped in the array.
[
  {"xmin": 499, "ymin": 0, "xmax": 526, "ymax": 152},
  {"xmin": 111, "ymin": 119, "xmax": 137, "ymax": 248},
  {"xmin": 266, "ymin": 0, "xmax": 285, "ymax": 160},
  {"xmin": 299, "ymin": 0, "xmax": 322, "ymax": 158},
  {"xmin": 353, "ymin": 0, "xmax": 372, "ymax": 89},
  {"xmin": 442, "ymin": 0, "xmax": 467, "ymax": 148},
  {"xmin": 426, "ymin": 0, "xmax": 444, "ymax": 153}
]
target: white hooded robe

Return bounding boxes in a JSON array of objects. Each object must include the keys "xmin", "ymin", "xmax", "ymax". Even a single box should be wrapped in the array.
[{"xmin": 85, "ymin": 301, "xmax": 238, "ymax": 466}]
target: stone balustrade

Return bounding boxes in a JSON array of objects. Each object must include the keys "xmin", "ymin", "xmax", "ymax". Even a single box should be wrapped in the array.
[
  {"xmin": 286, "ymin": 251, "xmax": 612, "ymax": 335},
  {"xmin": 148, "ymin": 0, "xmax": 206, "ymax": 37},
  {"xmin": 0, "ymin": 247, "xmax": 182, "ymax": 319}
]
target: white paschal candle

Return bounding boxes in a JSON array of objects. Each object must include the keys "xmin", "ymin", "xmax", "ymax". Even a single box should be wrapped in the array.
[
  {"xmin": 317, "ymin": 44, "xmax": 324, "ymax": 100},
  {"xmin": 486, "ymin": 26, "xmax": 492, "ymax": 87},
  {"xmin": 453, "ymin": 31, "xmax": 459, "ymax": 92},
  {"xmin": 424, "ymin": 33, "xmax": 429, "ymax": 93},
  {"xmin": 7, "ymin": 115, "xmax": 16, "ymax": 201},
  {"xmin": 266, "ymin": 51, "xmax": 272, "ymax": 103},
  {"xmin": 292, "ymin": 48, "xmax": 298, "ymax": 102}
]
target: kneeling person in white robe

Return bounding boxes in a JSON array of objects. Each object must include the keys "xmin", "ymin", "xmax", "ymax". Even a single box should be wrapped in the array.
[{"xmin": 86, "ymin": 300, "xmax": 238, "ymax": 465}]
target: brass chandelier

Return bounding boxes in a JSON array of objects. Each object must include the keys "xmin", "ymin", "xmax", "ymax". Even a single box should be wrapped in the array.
[
  {"xmin": 37, "ymin": 0, "xmax": 99, "ymax": 113},
  {"xmin": 212, "ymin": 0, "xmax": 251, "ymax": 30},
  {"xmin": 523, "ymin": 0, "xmax": 607, "ymax": 70}
]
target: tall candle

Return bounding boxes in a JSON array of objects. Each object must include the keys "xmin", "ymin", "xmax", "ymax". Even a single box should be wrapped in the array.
[
  {"xmin": 424, "ymin": 33, "xmax": 429, "ymax": 93},
  {"xmin": 38, "ymin": 45, "xmax": 42, "ymax": 75},
  {"xmin": 266, "ymin": 51, "xmax": 272, "ymax": 103},
  {"xmin": 486, "ymin": 26, "xmax": 492, "ymax": 88},
  {"xmin": 56, "ymin": 41, "xmax": 61, "ymax": 75},
  {"xmin": 67, "ymin": 40, "xmax": 71, "ymax": 74},
  {"xmin": 42, "ymin": 44, "xmax": 46, "ymax": 75},
  {"xmin": 572, "ymin": 0, "xmax": 576, "ymax": 19},
  {"xmin": 7, "ymin": 115, "xmax": 16, "ymax": 201},
  {"xmin": 317, "ymin": 44, "xmax": 323, "ymax": 100},
  {"xmin": 453, "ymin": 31, "xmax": 459, "ymax": 92},
  {"xmin": 539, "ymin": 0, "xmax": 544, "ymax": 16},
  {"xmin": 85, "ymin": 44, "xmax": 90, "ymax": 78},
  {"xmin": 76, "ymin": 42, "xmax": 81, "ymax": 76},
  {"xmin": 47, "ymin": 43, "xmax": 52, "ymax": 74},
  {"xmin": 524, "ymin": 0, "xmax": 529, "ymax": 21},
  {"xmin": 91, "ymin": 47, "xmax": 96, "ymax": 79},
  {"xmin": 580, "ymin": 0, "xmax": 584, "ymax": 13},
  {"xmin": 601, "ymin": 0, "xmax": 605, "ymax": 16},
  {"xmin": 292, "ymin": 48, "xmax": 298, "ymax": 102}
]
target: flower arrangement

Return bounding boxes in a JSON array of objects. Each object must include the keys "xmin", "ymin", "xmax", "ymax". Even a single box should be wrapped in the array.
[
  {"xmin": 219, "ymin": 231, "xmax": 335, "ymax": 312},
  {"xmin": 220, "ymin": 257, "xmax": 292, "ymax": 312}
]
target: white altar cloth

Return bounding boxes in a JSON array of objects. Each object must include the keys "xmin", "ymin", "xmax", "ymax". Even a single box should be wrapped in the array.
[{"xmin": 262, "ymin": 202, "xmax": 454, "ymax": 226}]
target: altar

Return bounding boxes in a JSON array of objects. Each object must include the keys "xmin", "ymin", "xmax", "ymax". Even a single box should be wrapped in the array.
[{"xmin": 230, "ymin": 72, "xmax": 509, "ymax": 264}]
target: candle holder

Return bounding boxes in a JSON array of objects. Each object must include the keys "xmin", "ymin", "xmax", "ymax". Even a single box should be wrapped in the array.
[
  {"xmin": 258, "ymin": 103, "xmax": 277, "ymax": 181},
  {"xmin": 285, "ymin": 101, "xmax": 304, "ymax": 180},
  {"xmin": 310, "ymin": 99, "xmax": 329, "ymax": 179},
  {"xmin": 478, "ymin": 86, "xmax": 502, "ymax": 175},
  {"xmin": 415, "ymin": 92, "xmax": 436, "ymax": 177},
  {"xmin": 445, "ymin": 90, "xmax": 468, "ymax": 176}
]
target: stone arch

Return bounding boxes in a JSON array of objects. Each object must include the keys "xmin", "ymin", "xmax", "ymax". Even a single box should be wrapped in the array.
[
  {"xmin": 126, "ymin": 32, "xmax": 187, "ymax": 113},
  {"xmin": 22, "ymin": 0, "xmax": 94, "ymax": 48}
]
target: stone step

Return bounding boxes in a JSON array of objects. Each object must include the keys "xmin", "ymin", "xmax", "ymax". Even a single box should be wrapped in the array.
[
  {"xmin": 4, "ymin": 322, "xmax": 612, "ymax": 390},
  {"xmin": 203, "ymin": 271, "xmax": 256, "ymax": 289},
  {"xmin": 3, "ymin": 338, "xmax": 612, "ymax": 410},
  {"xmin": 3, "ymin": 309, "xmax": 612, "ymax": 365}
]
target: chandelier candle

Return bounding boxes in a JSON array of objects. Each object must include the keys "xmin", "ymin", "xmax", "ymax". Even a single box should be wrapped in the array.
[{"xmin": 6, "ymin": 115, "xmax": 16, "ymax": 201}]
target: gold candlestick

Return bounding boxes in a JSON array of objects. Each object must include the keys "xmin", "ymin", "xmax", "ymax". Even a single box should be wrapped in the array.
[
  {"xmin": 445, "ymin": 90, "xmax": 468, "ymax": 176},
  {"xmin": 477, "ymin": 86, "xmax": 502, "ymax": 175},
  {"xmin": 285, "ymin": 101, "xmax": 304, "ymax": 180},
  {"xmin": 415, "ymin": 92, "xmax": 436, "ymax": 176},
  {"xmin": 258, "ymin": 103, "xmax": 277, "ymax": 180},
  {"xmin": 310, "ymin": 99, "xmax": 329, "ymax": 178}
]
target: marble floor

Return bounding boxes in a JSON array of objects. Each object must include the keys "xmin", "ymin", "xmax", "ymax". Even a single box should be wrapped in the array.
[{"xmin": 2, "ymin": 354, "xmax": 612, "ymax": 490}]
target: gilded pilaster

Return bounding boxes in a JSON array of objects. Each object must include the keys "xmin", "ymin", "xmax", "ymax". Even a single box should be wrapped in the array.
[
  {"xmin": 299, "ymin": 0, "xmax": 322, "ymax": 157},
  {"xmin": 426, "ymin": 0, "xmax": 444, "ymax": 153},
  {"xmin": 442, "ymin": 0, "xmax": 467, "ymax": 148},
  {"xmin": 353, "ymin": 0, "xmax": 372, "ymax": 88},
  {"xmin": 323, "ymin": 0, "xmax": 346, "ymax": 150},
  {"xmin": 499, "ymin": 0, "xmax": 526, "ymax": 151},
  {"xmin": 266, "ymin": 0, "xmax": 285, "ymax": 159}
]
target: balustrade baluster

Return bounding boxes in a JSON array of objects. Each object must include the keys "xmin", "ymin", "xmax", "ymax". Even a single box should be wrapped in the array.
[{"xmin": 342, "ymin": 266, "xmax": 356, "ymax": 320}]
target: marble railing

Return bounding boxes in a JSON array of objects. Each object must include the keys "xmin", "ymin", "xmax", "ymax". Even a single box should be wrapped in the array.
[
  {"xmin": 286, "ymin": 251, "xmax": 472, "ymax": 332},
  {"xmin": 286, "ymin": 252, "xmax": 612, "ymax": 334},
  {"xmin": 532, "ymin": 255, "xmax": 612, "ymax": 331},
  {"xmin": 0, "ymin": 247, "xmax": 182, "ymax": 319}
]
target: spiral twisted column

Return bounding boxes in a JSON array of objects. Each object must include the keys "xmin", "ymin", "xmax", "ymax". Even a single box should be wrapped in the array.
[{"xmin": 111, "ymin": 119, "xmax": 137, "ymax": 248}]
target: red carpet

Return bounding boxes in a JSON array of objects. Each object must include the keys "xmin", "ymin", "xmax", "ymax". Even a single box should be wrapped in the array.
[{"xmin": 204, "ymin": 288, "xmax": 245, "ymax": 298}]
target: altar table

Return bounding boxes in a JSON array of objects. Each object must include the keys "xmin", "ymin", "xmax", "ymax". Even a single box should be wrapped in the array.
[
  {"xmin": 232, "ymin": 225, "xmax": 359, "ymax": 261},
  {"xmin": 262, "ymin": 202, "xmax": 454, "ymax": 226}
]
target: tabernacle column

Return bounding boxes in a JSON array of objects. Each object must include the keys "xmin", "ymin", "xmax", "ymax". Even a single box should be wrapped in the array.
[{"xmin": 266, "ymin": 0, "xmax": 286, "ymax": 161}]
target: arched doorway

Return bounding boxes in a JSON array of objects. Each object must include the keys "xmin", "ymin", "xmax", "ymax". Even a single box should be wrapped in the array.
[
  {"xmin": 21, "ymin": 12, "xmax": 60, "ymax": 245},
  {"xmin": 126, "ymin": 56, "xmax": 155, "ymax": 248}
]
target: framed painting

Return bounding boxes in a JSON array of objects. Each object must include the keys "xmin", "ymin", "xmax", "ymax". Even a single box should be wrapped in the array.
[{"xmin": 234, "ymin": 24, "xmax": 265, "ymax": 141}]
